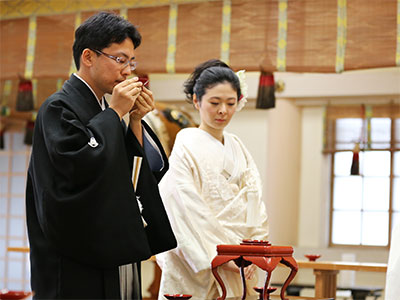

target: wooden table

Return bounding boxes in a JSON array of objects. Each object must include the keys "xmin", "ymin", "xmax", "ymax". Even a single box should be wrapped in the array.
[
  {"xmin": 7, "ymin": 247, "xmax": 30, "ymax": 253},
  {"xmin": 295, "ymin": 260, "xmax": 387, "ymax": 299}
]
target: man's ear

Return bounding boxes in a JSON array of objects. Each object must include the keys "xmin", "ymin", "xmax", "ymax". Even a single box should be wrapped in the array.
[
  {"xmin": 193, "ymin": 94, "xmax": 200, "ymax": 110},
  {"xmin": 80, "ymin": 48, "xmax": 95, "ymax": 68}
]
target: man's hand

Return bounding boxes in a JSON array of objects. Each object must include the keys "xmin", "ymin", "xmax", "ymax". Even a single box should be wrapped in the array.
[
  {"xmin": 109, "ymin": 77, "xmax": 142, "ymax": 119},
  {"xmin": 128, "ymin": 86, "xmax": 155, "ymax": 145},
  {"xmin": 129, "ymin": 86, "xmax": 155, "ymax": 122}
]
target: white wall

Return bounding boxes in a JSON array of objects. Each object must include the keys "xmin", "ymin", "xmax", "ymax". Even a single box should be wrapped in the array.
[
  {"xmin": 150, "ymin": 67, "xmax": 400, "ymax": 101},
  {"xmin": 225, "ymin": 101, "xmax": 301, "ymax": 246},
  {"xmin": 298, "ymin": 106, "xmax": 326, "ymax": 248}
]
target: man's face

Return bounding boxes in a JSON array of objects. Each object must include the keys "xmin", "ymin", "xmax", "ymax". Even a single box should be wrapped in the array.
[{"xmin": 89, "ymin": 38, "xmax": 136, "ymax": 97}]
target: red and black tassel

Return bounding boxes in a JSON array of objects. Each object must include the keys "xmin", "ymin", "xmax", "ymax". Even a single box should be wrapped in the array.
[
  {"xmin": 16, "ymin": 78, "xmax": 34, "ymax": 111},
  {"xmin": 24, "ymin": 120, "xmax": 35, "ymax": 145},
  {"xmin": 0, "ymin": 122, "xmax": 5, "ymax": 150},
  {"xmin": 256, "ymin": 71, "xmax": 276, "ymax": 109},
  {"xmin": 350, "ymin": 143, "xmax": 360, "ymax": 175}
]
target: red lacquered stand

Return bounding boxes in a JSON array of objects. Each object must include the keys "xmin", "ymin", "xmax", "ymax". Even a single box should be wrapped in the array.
[{"xmin": 211, "ymin": 241, "xmax": 298, "ymax": 300}]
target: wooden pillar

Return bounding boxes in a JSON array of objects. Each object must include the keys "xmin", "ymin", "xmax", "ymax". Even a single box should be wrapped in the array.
[{"xmin": 314, "ymin": 269, "xmax": 339, "ymax": 299}]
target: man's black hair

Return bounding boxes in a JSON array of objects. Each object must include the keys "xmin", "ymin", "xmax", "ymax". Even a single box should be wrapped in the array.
[{"xmin": 72, "ymin": 11, "xmax": 141, "ymax": 70}]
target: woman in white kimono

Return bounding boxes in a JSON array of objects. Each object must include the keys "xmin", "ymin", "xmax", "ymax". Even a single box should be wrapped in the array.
[{"xmin": 156, "ymin": 59, "xmax": 269, "ymax": 299}]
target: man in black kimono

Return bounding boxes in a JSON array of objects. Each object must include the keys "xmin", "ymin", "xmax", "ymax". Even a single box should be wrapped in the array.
[{"xmin": 25, "ymin": 12, "xmax": 176, "ymax": 299}]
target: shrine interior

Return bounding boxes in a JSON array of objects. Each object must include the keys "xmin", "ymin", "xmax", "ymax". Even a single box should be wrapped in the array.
[{"xmin": 0, "ymin": 0, "xmax": 399, "ymax": 299}]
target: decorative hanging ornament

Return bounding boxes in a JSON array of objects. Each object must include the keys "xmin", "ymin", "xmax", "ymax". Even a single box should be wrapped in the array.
[
  {"xmin": 16, "ymin": 77, "xmax": 34, "ymax": 111},
  {"xmin": 350, "ymin": 142, "xmax": 360, "ymax": 175},
  {"xmin": 350, "ymin": 105, "xmax": 367, "ymax": 175},
  {"xmin": 24, "ymin": 120, "xmax": 35, "ymax": 145},
  {"xmin": 256, "ymin": 71, "xmax": 276, "ymax": 109},
  {"xmin": 24, "ymin": 112, "xmax": 37, "ymax": 146},
  {"xmin": 1, "ymin": 106, "xmax": 10, "ymax": 117},
  {"xmin": 0, "ymin": 121, "xmax": 5, "ymax": 150}
]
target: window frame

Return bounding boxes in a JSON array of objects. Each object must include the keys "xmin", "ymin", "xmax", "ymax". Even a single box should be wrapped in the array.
[
  {"xmin": 0, "ymin": 130, "xmax": 31, "ymax": 290},
  {"xmin": 326, "ymin": 104, "xmax": 399, "ymax": 249}
]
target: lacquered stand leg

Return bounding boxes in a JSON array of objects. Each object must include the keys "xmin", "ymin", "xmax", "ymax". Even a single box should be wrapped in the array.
[
  {"xmin": 244, "ymin": 256, "xmax": 281, "ymax": 300},
  {"xmin": 239, "ymin": 259, "xmax": 247, "ymax": 300},
  {"xmin": 280, "ymin": 257, "xmax": 299, "ymax": 300},
  {"xmin": 233, "ymin": 257, "xmax": 254, "ymax": 300},
  {"xmin": 212, "ymin": 266, "xmax": 226, "ymax": 300},
  {"xmin": 263, "ymin": 269, "xmax": 273, "ymax": 300},
  {"xmin": 211, "ymin": 255, "xmax": 240, "ymax": 300}
]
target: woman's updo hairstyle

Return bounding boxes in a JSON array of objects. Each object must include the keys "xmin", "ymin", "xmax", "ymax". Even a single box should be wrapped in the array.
[{"xmin": 183, "ymin": 59, "xmax": 241, "ymax": 103}]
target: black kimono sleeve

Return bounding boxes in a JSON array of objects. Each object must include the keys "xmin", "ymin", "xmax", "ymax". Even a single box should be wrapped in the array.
[
  {"xmin": 124, "ymin": 120, "xmax": 177, "ymax": 255},
  {"xmin": 27, "ymin": 98, "xmax": 154, "ymax": 268}
]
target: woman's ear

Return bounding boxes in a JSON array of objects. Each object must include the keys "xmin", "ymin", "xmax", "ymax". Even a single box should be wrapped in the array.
[
  {"xmin": 80, "ymin": 48, "xmax": 94, "ymax": 68},
  {"xmin": 193, "ymin": 94, "xmax": 200, "ymax": 110}
]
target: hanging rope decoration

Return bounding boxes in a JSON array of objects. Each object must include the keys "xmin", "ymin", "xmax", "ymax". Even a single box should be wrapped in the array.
[
  {"xmin": 396, "ymin": 0, "xmax": 400, "ymax": 66},
  {"xmin": 220, "ymin": 0, "xmax": 231, "ymax": 64},
  {"xmin": 0, "ymin": 122, "xmax": 4, "ymax": 150},
  {"xmin": 24, "ymin": 119, "xmax": 35, "ymax": 145},
  {"xmin": 24, "ymin": 15, "xmax": 36, "ymax": 80},
  {"xmin": 16, "ymin": 77, "xmax": 34, "ymax": 111},
  {"xmin": 335, "ymin": 0, "xmax": 347, "ymax": 73},
  {"xmin": 120, "ymin": 7, "xmax": 128, "ymax": 19},
  {"xmin": 69, "ymin": 12, "xmax": 81, "ymax": 75},
  {"xmin": 0, "ymin": 80, "xmax": 12, "ymax": 149},
  {"xmin": 277, "ymin": 0, "xmax": 288, "ymax": 72},
  {"xmin": 1, "ymin": 80, "xmax": 12, "ymax": 116},
  {"xmin": 256, "ymin": 71, "xmax": 276, "ymax": 109},
  {"xmin": 365, "ymin": 105, "xmax": 373, "ymax": 150},
  {"xmin": 166, "ymin": 3, "xmax": 178, "ymax": 73},
  {"xmin": 17, "ymin": 15, "xmax": 37, "ymax": 112},
  {"xmin": 350, "ymin": 142, "xmax": 360, "ymax": 175},
  {"xmin": 350, "ymin": 104, "xmax": 366, "ymax": 175}
]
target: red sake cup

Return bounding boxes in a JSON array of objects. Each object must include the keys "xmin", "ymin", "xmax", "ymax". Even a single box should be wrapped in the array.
[{"xmin": 305, "ymin": 254, "xmax": 321, "ymax": 261}]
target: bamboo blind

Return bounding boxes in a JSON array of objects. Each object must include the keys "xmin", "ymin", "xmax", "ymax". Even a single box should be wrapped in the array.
[
  {"xmin": 323, "ymin": 103, "xmax": 400, "ymax": 153},
  {"xmin": 0, "ymin": 0, "xmax": 398, "ymax": 79},
  {"xmin": 0, "ymin": 0, "xmax": 398, "ymax": 123}
]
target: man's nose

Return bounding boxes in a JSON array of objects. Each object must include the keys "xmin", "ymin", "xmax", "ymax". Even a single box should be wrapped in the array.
[{"xmin": 121, "ymin": 64, "xmax": 132, "ymax": 76}]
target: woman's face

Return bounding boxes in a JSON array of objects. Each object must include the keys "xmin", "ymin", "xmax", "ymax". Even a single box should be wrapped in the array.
[{"xmin": 194, "ymin": 82, "xmax": 238, "ymax": 138}]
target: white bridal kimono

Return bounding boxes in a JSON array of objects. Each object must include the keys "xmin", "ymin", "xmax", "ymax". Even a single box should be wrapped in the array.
[{"xmin": 157, "ymin": 128, "xmax": 269, "ymax": 299}]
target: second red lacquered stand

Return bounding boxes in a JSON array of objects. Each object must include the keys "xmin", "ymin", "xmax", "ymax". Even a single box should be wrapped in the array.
[{"xmin": 211, "ymin": 240, "xmax": 298, "ymax": 300}]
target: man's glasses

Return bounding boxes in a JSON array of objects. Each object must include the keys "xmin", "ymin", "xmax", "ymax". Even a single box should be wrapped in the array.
[{"xmin": 92, "ymin": 49, "xmax": 137, "ymax": 71}]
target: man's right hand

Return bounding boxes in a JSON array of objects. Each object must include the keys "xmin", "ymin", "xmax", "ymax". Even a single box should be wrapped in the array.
[{"xmin": 109, "ymin": 77, "xmax": 143, "ymax": 119}]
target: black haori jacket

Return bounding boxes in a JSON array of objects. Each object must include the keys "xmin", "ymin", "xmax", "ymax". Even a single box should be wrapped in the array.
[{"xmin": 26, "ymin": 75, "xmax": 177, "ymax": 299}]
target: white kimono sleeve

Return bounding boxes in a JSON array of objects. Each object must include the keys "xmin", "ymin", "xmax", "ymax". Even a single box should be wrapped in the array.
[{"xmin": 159, "ymin": 148, "xmax": 233, "ymax": 274}]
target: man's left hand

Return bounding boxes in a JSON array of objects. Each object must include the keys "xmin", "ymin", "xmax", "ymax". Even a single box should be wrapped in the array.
[{"xmin": 129, "ymin": 86, "xmax": 155, "ymax": 121}]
